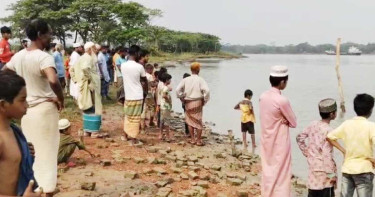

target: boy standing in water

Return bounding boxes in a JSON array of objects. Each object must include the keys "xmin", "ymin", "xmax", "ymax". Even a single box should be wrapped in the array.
[
  {"xmin": 328, "ymin": 94, "xmax": 375, "ymax": 197},
  {"xmin": 297, "ymin": 98, "xmax": 337, "ymax": 197},
  {"xmin": 234, "ymin": 89, "xmax": 256, "ymax": 149},
  {"xmin": 0, "ymin": 71, "xmax": 40, "ymax": 196}
]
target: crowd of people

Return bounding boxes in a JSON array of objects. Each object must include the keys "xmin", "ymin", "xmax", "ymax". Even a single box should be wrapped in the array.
[
  {"xmin": 2, "ymin": 17, "xmax": 375, "ymax": 197},
  {"xmin": 259, "ymin": 65, "xmax": 375, "ymax": 197},
  {"xmin": 0, "ymin": 18, "xmax": 211, "ymax": 197}
]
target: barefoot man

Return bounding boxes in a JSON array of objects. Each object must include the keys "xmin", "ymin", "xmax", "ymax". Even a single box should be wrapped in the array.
[
  {"xmin": 259, "ymin": 65, "xmax": 297, "ymax": 197},
  {"xmin": 176, "ymin": 62, "xmax": 210, "ymax": 146},
  {"xmin": 121, "ymin": 45, "xmax": 148, "ymax": 144}
]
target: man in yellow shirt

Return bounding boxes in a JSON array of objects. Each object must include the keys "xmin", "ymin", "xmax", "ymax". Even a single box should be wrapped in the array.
[
  {"xmin": 234, "ymin": 89, "xmax": 256, "ymax": 150},
  {"xmin": 327, "ymin": 93, "xmax": 375, "ymax": 197}
]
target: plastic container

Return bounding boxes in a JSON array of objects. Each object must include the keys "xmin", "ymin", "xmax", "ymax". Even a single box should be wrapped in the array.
[{"xmin": 83, "ymin": 113, "xmax": 101, "ymax": 132}]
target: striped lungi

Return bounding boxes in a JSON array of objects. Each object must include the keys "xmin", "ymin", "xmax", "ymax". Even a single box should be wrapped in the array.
[
  {"xmin": 124, "ymin": 100, "xmax": 143, "ymax": 138},
  {"xmin": 185, "ymin": 99, "xmax": 204, "ymax": 130}
]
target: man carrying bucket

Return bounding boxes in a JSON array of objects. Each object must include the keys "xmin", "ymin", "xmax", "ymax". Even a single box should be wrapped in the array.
[{"xmin": 71, "ymin": 42, "xmax": 103, "ymax": 138}]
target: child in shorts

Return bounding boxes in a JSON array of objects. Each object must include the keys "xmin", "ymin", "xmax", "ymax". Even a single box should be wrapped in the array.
[{"xmin": 234, "ymin": 89, "xmax": 256, "ymax": 150}]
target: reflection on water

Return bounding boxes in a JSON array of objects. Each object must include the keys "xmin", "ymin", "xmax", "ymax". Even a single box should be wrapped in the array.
[{"xmin": 167, "ymin": 54, "xmax": 375, "ymax": 179}]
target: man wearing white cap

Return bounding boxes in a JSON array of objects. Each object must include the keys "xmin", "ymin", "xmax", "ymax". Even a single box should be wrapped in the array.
[
  {"xmin": 72, "ymin": 42, "xmax": 102, "ymax": 118},
  {"xmin": 259, "ymin": 65, "xmax": 297, "ymax": 197},
  {"xmin": 58, "ymin": 119, "xmax": 93, "ymax": 164},
  {"xmin": 69, "ymin": 42, "xmax": 83, "ymax": 99}
]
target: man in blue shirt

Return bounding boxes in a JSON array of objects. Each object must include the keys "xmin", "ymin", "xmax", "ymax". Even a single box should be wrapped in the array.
[
  {"xmin": 53, "ymin": 43, "xmax": 66, "ymax": 90},
  {"xmin": 115, "ymin": 48, "xmax": 127, "ymax": 104},
  {"xmin": 98, "ymin": 45, "xmax": 111, "ymax": 100}
]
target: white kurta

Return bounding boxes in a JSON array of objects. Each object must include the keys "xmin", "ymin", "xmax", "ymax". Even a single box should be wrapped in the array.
[{"xmin": 69, "ymin": 51, "xmax": 80, "ymax": 99}]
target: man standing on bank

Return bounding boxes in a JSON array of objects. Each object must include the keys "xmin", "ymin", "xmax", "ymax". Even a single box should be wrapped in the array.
[
  {"xmin": 121, "ymin": 45, "xmax": 148, "ymax": 144},
  {"xmin": 259, "ymin": 65, "xmax": 297, "ymax": 197},
  {"xmin": 3, "ymin": 19, "xmax": 64, "ymax": 197},
  {"xmin": 176, "ymin": 62, "xmax": 210, "ymax": 146}
]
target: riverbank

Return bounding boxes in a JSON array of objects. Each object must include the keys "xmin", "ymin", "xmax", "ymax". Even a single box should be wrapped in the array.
[
  {"xmin": 149, "ymin": 51, "xmax": 243, "ymax": 64},
  {"xmin": 56, "ymin": 88, "xmax": 307, "ymax": 197}
]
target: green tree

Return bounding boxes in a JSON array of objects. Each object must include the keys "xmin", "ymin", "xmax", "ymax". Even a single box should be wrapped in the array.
[
  {"xmin": 68, "ymin": 0, "xmax": 119, "ymax": 43},
  {"xmin": 2, "ymin": 0, "xmax": 74, "ymax": 47}
]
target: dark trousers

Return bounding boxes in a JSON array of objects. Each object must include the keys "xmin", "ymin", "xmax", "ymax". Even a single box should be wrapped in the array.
[
  {"xmin": 117, "ymin": 84, "xmax": 125, "ymax": 104},
  {"xmin": 101, "ymin": 79, "xmax": 109, "ymax": 97},
  {"xmin": 308, "ymin": 187, "xmax": 335, "ymax": 197},
  {"xmin": 108, "ymin": 67, "xmax": 114, "ymax": 83},
  {"xmin": 157, "ymin": 105, "xmax": 161, "ymax": 128},
  {"xmin": 59, "ymin": 77, "xmax": 66, "ymax": 90},
  {"xmin": 182, "ymin": 104, "xmax": 189, "ymax": 135},
  {"xmin": 83, "ymin": 107, "xmax": 95, "ymax": 114},
  {"xmin": 0, "ymin": 62, "xmax": 4, "ymax": 70}
]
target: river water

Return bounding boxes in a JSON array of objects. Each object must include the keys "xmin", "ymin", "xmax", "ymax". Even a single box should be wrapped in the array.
[{"xmin": 167, "ymin": 54, "xmax": 375, "ymax": 180}]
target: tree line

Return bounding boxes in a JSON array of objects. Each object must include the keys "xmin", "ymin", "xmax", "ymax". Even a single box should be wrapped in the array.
[
  {"xmin": 2, "ymin": 0, "xmax": 221, "ymax": 54},
  {"xmin": 222, "ymin": 42, "xmax": 375, "ymax": 54}
]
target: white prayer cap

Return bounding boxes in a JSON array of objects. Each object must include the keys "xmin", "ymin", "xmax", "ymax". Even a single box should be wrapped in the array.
[
  {"xmin": 58, "ymin": 119, "xmax": 71, "ymax": 130},
  {"xmin": 95, "ymin": 44, "xmax": 101, "ymax": 50},
  {"xmin": 84, "ymin": 42, "xmax": 95, "ymax": 51},
  {"xmin": 73, "ymin": 43, "xmax": 81, "ymax": 48},
  {"xmin": 270, "ymin": 65, "xmax": 288, "ymax": 77}
]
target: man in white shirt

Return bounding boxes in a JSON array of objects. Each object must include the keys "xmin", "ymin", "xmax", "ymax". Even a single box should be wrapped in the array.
[
  {"xmin": 3, "ymin": 19, "xmax": 64, "ymax": 197},
  {"xmin": 176, "ymin": 62, "xmax": 210, "ymax": 146},
  {"xmin": 69, "ymin": 42, "xmax": 83, "ymax": 100},
  {"xmin": 121, "ymin": 45, "xmax": 148, "ymax": 143}
]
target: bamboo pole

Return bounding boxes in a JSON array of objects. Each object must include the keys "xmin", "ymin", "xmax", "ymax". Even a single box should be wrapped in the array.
[
  {"xmin": 335, "ymin": 38, "xmax": 346, "ymax": 114},
  {"xmin": 227, "ymin": 130, "xmax": 237, "ymax": 156}
]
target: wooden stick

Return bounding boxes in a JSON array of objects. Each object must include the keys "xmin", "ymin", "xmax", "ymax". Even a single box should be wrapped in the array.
[
  {"xmin": 335, "ymin": 38, "xmax": 346, "ymax": 114},
  {"xmin": 227, "ymin": 129, "xmax": 237, "ymax": 156}
]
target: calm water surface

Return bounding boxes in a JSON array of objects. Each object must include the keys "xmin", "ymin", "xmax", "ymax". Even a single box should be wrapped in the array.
[{"xmin": 167, "ymin": 54, "xmax": 375, "ymax": 180}]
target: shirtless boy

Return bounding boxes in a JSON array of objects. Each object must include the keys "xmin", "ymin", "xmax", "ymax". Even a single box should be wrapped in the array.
[{"xmin": 0, "ymin": 71, "xmax": 40, "ymax": 197}]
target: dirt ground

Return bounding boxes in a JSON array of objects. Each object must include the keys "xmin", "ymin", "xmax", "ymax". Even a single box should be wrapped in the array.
[{"xmin": 55, "ymin": 96, "xmax": 306, "ymax": 197}]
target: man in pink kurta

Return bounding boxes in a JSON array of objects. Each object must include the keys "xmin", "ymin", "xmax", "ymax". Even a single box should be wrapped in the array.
[{"xmin": 259, "ymin": 65, "xmax": 297, "ymax": 197}]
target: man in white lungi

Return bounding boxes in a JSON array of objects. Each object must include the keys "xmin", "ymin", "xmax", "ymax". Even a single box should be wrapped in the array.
[{"xmin": 3, "ymin": 19, "xmax": 64, "ymax": 197}]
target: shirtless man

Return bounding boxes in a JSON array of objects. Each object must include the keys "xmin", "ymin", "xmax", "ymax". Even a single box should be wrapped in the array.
[{"xmin": 0, "ymin": 71, "xmax": 40, "ymax": 197}]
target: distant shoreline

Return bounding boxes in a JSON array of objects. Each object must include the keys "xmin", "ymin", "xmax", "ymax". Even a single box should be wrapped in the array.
[{"xmin": 149, "ymin": 52, "xmax": 243, "ymax": 65}]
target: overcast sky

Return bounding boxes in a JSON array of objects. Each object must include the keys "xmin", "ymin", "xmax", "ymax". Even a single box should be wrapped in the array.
[{"xmin": 2, "ymin": 0, "xmax": 375, "ymax": 45}]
